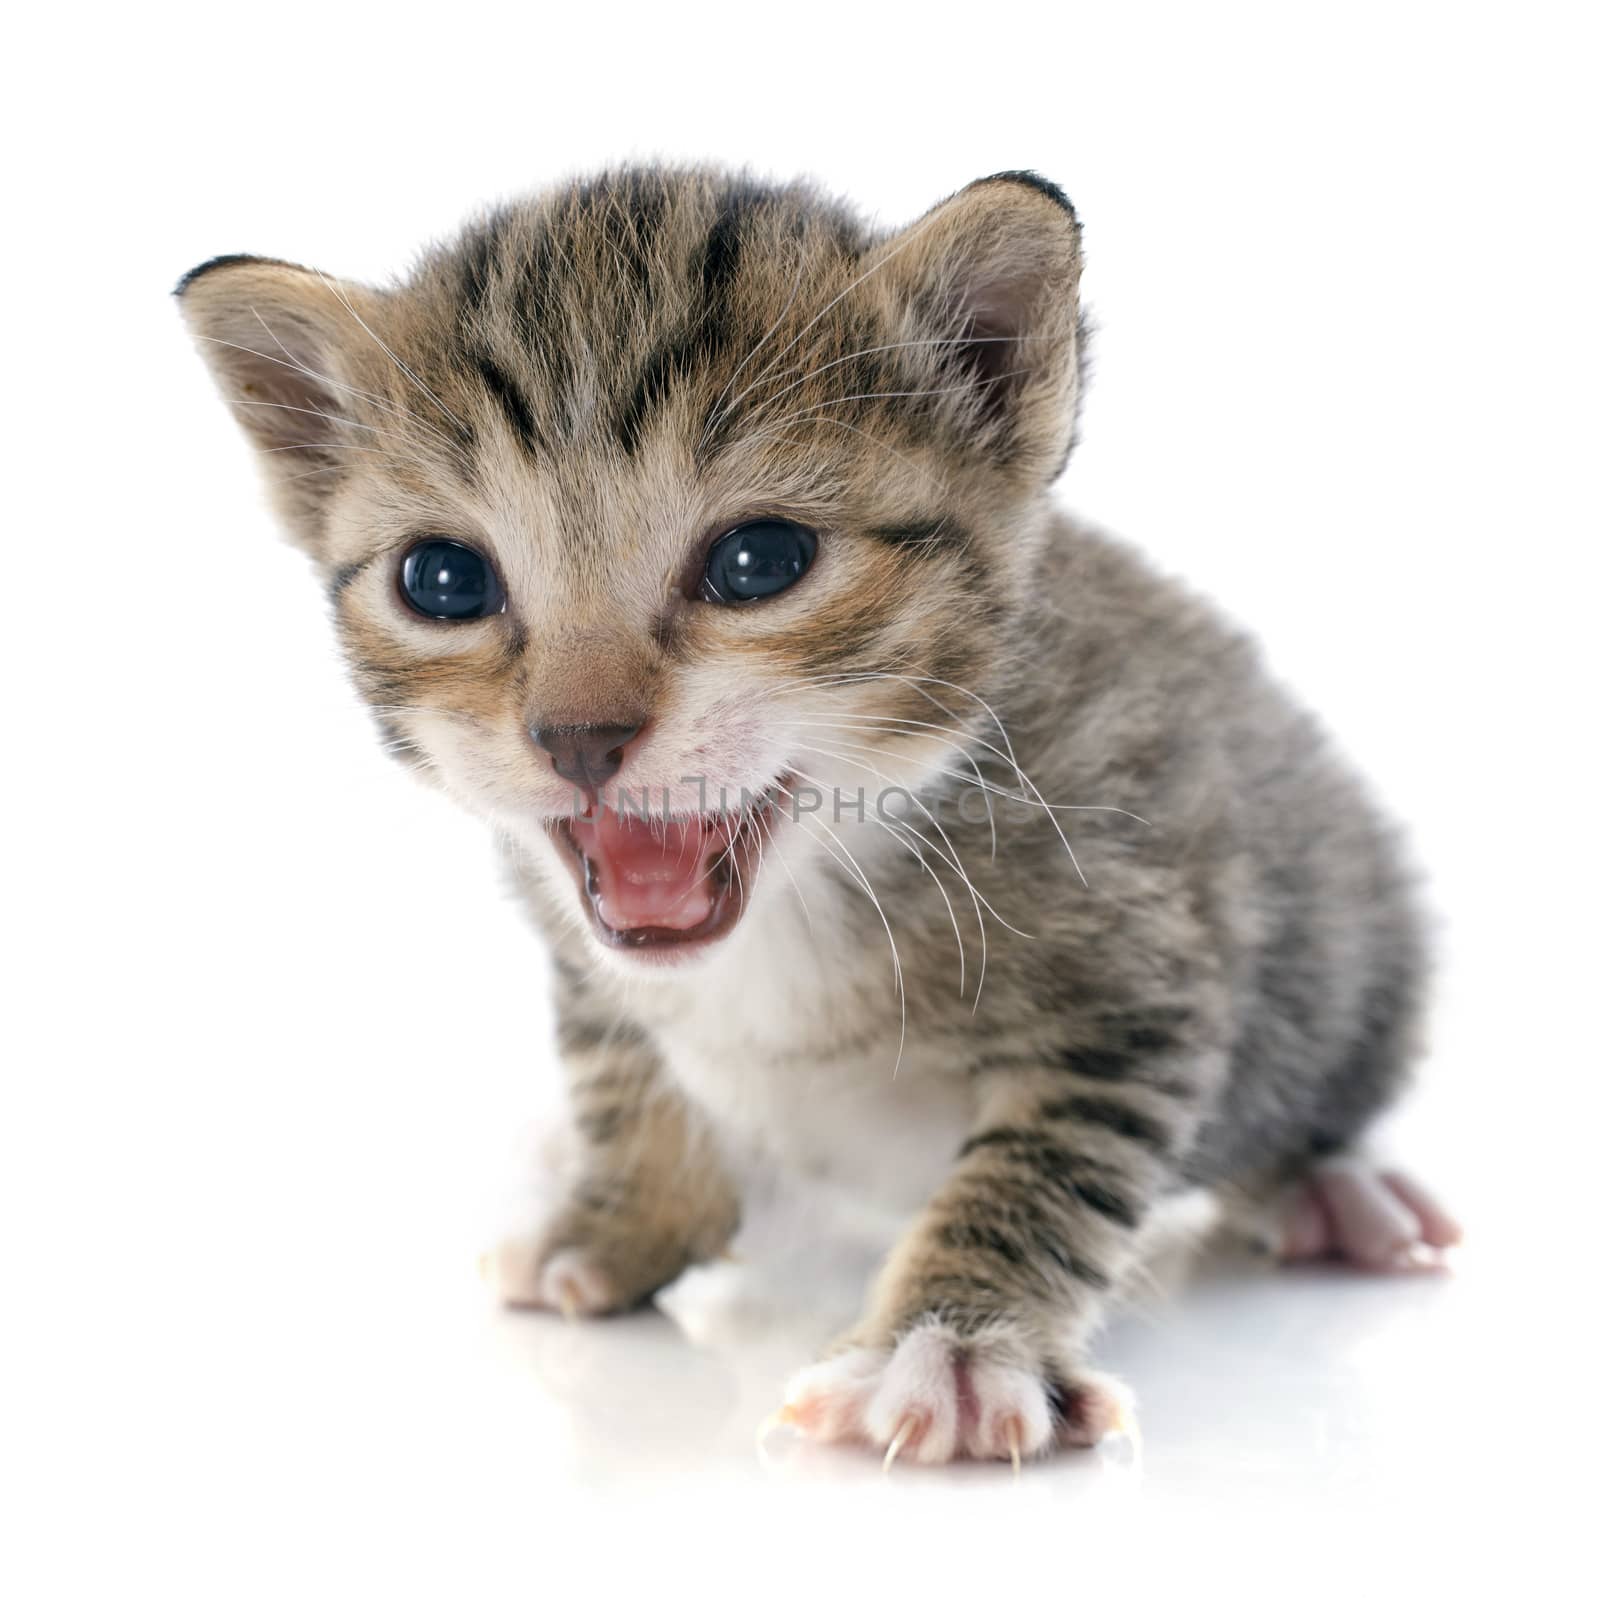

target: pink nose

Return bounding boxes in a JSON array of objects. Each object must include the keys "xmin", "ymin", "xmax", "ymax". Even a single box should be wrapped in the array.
[{"xmin": 530, "ymin": 722, "xmax": 641, "ymax": 789}]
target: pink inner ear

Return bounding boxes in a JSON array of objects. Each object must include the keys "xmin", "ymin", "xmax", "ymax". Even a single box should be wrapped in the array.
[
  {"xmin": 225, "ymin": 320, "xmax": 348, "ymax": 451},
  {"xmin": 194, "ymin": 298, "xmax": 350, "ymax": 455},
  {"xmin": 950, "ymin": 266, "xmax": 1044, "ymax": 416}
]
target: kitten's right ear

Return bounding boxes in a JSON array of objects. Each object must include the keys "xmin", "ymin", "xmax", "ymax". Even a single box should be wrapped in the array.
[
  {"xmin": 869, "ymin": 171, "xmax": 1085, "ymax": 484},
  {"xmin": 175, "ymin": 254, "xmax": 379, "ymax": 546}
]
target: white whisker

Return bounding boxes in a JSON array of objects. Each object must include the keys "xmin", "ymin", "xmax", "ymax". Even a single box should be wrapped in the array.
[
  {"xmin": 313, "ymin": 271, "xmax": 470, "ymax": 437},
  {"xmin": 728, "ymin": 414, "xmax": 952, "ymax": 498},
  {"xmin": 756, "ymin": 805, "xmax": 814, "ymax": 937},
  {"xmin": 787, "ymin": 756, "xmax": 969, "ymax": 1000},
  {"xmin": 787, "ymin": 738, "xmax": 1030, "ymax": 943},
  {"xmin": 740, "ymin": 367, "xmax": 1038, "ymax": 440},
  {"xmin": 698, "ymin": 251, "xmax": 809, "ymax": 451},
  {"xmin": 775, "ymin": 780, "xmax": 908, "ymax": 1073},
  {"xmin": 707, "ymin": 222, "xmax": 935, "ymax": 441},
  {"xmin": 207, "ymin": 323, "xmax": 468, "ymax": 462},
  {"xmin": 731, "ymin": 335, "xmax": 1040, "ymax": 434},
  {"xmin": 768, "ymin": 676, "xmax": 996, "ymax": 854}
]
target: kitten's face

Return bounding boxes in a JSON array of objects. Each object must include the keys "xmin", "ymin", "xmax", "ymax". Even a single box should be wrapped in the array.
[{"xmin": 181, "ymin": 169, "xmax": 1082, "ymax": 969}]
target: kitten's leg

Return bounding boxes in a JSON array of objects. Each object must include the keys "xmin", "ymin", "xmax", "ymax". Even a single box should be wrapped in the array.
[
  {"xmin": 493, "ymin": 998, "xmax": 739, "ymax": 1317},
  {"xmin": 782, "ymin": 1055, "xmax": 1217, "ymax": 1465}
]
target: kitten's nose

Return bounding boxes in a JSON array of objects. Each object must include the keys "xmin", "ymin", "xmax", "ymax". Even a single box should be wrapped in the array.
[{"xmin": 531, "ymin": 722, "xmax": 642, "ymax": 790}]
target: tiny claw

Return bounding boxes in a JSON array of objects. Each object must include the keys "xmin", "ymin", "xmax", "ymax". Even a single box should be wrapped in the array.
[
  {"xmin": 883, "ymin": 1417, "xmax": 917, "ymax": 1473},
  {"xmin": 556, "ymin": 1284, "xmax": 581, "ymax": 1321},
  {"xmin": 1105, "ymin": 1398, "xmax": 1143, "ymax": 1458},
  {"xmin": 755, "ymin": 1406, "xmax": 799, "ymax": 1463},
  {"xmin": 757, "ymin": 1405, "xmax": 800, "ymax": 1447},
  {"xmin": 1002, "ymin": 1417, "xmax": 1023, "ymax": 1478}
]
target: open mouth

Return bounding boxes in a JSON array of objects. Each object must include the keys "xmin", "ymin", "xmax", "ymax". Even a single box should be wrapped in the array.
[{"xmin": 552, "ymin": 791, "xmax": 777, "ymax": 955}]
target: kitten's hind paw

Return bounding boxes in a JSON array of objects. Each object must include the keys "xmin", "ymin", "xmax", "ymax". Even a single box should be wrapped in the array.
[
  {"xmin": 778, "ymin": 1324, "xmax": 1131, "ymax": 1467},
  {"xmin": 1281, "ymin": 1160, "xmax": 1463, "ymax": 1271}
]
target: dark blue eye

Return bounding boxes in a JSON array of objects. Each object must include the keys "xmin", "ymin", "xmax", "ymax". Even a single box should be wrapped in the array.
[
  {"xmin": 400, "ymin": 539, "xmax": 504, "ymax": 620},
  {"xmin": 700, "ymin": 520, "xmax": 818, "ymax": 604}
]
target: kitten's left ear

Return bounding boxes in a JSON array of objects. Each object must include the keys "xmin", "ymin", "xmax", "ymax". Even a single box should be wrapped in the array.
[
  {"xmin": 175, "ymin": 254, "xmax": 383, "ymax": 548},
  {"xmin": 871, "ymin": 171, "xmax": 1085, "ymax": 482}
]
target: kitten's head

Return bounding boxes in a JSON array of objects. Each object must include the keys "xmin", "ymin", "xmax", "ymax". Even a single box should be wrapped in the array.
[{"xmin": 179, "ymin": 166, "xmax": 1084, "ymax": 969}]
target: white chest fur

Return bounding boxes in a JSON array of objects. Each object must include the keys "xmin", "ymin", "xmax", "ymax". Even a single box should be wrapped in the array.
[{"xmin": 622, "ymin": 880, "xmax": 974, "ymax": 1216}]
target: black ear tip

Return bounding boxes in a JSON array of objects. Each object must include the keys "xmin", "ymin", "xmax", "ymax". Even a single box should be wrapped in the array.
[
  {"xmin": 172, "ymin": 252, "xmax": 280, "ymax": 298},
  {"xmin": 972, "ymin": 170, "xmax": 1077, "ymax": 219}
]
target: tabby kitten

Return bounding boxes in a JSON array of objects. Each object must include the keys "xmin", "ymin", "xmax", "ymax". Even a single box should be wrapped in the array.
[{"xmin": 178, "ymin": 166, "xmax": 1458, "ymax": 1466}]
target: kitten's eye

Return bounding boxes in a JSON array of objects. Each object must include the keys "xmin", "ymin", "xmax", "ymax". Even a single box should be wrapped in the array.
[
  {"xmin": 399, "ymin": 539, "xmax": 504, "ymax": 620},
  {"xmin": 700, "ymin": 520, "xmax": 818, "ymax": 604}
]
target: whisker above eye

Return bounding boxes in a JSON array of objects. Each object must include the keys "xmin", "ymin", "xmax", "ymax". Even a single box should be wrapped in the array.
[
  {"xmin": 710, "ymin": 194, "xmax": 992, "ymax": 454},
  {"xmin": 250, "ymin": 425, "xmax": 450, "ymax": 487},
  {"xmin": 734, "ymin": 336, "xmax": 1042, "ymax": 436},
  {"xmin": 697, "ymin": 249, "xmax": 810, "ymax": 454},
  {"xmin": 727, "ymin": 414, "xmax": 954, "ymax": 500},
  {"xmin": 701, "ymin": 227, "xmax": 927, "ymax": 450},
  {"xmin": 258, "ymin": 442, "xmax": 389, "ymax": 454},
  {"xmin": 748, "ymin": 366, "xmax": 1039, "ymax": 434},
  {"xmin": 234, "ymin": 400, "xmax": 448, "ymax": 462},
  {"xmin": 312, "ymin": 269, "xmax": 471, "ymax": 439},
  {"xmin": 203, "ymin": 323, "xmax": 470, "ymax": 463}
]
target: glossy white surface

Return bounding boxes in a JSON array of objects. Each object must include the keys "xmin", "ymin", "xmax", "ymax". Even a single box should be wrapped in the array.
[{"xmin": 12, "ymin": 1085, "xmax": 1586, "ymax": 1596}]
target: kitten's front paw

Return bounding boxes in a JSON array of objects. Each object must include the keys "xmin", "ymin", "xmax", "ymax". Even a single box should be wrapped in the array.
[
  {"xmin": 778, "ymin": 1323, "xmax": 1130, "ymax": 1467},
  {"xmin": 486, "ymin": 1185, "xmax": 735, "ymax": 1316}
]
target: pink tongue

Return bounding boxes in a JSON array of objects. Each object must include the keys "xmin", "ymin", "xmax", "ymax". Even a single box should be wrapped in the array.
[{"xmin": 568, "ymin": 809, "xmax": 725, "ymax": 932}]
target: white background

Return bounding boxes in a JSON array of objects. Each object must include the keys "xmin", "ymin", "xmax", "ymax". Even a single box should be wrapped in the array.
[{"xmin": 5, "ymin": 3, "xmax": 1597, "ymax": 1594}]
